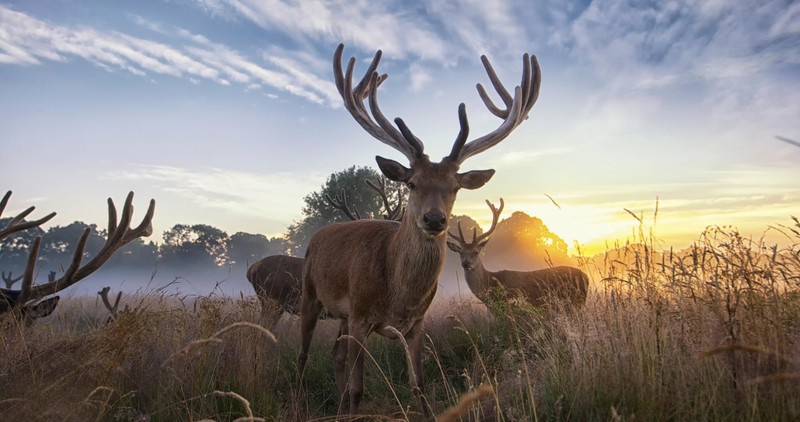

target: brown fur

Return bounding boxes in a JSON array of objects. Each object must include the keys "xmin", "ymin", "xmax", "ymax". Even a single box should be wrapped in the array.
[
  {"xmin": 464, "ymin": 261, "xmax": 588, "ymax": 308},
  {"xmin": 246, "ymin": 255, "xmax": 305, "ymax": 324}
]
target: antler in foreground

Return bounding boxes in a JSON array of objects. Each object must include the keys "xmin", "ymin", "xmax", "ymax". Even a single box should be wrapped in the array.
[
  {"xmin": 0, "ymin": 191, "xmax": 155, "ymax": 323},
  {"xmin": 447, "ymin": 199, "xmax": 588, "ymax": 308},
  {"xmin": 298, "ymin": 44, "xmax": 541, "ymax": 418}
]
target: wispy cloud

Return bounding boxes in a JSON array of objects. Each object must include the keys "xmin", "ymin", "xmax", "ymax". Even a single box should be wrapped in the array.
[
  {"xmin": 0, "ymin": 5, "xmax": 341, "ymax": 105},
  {"xmin": 105, "ymin": 164, "xmax": 324, "ymax": 219}
]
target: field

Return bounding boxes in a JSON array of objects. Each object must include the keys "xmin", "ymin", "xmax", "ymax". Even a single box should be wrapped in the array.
[{"xmin": 2, "ymin": 220, "xmax": 800, "ymax": 421}]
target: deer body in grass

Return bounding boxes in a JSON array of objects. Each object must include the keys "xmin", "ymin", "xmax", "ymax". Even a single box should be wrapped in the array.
[
  {"xmin": 298, "ymin": 43, "xmax": 541, "ymax": 417},
  {"xmin": 447, "ymin": 199, "xmax": 588, "ymax": 309},
  {"xmin": 246, "ymin": 178, "xmax": 402, "ymax": 325}
]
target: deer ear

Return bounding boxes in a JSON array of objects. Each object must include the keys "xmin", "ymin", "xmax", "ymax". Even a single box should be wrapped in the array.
[
  {"xmin": 376, "ymin": 156, "xmax": 412, "ymax": 182},
  {"xmin": 456, "ymin": 169, "xmax": 495, "ymax": 190},
  {"xmin": 478, "ymin": 238, "xmax": 491, "ymax": 249},
  {"xmin": 446, "ymin": 240, "xmax": 462, "ymax": 253}
]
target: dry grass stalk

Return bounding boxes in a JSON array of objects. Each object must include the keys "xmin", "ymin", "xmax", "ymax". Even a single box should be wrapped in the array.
[
  {"xmin": 436, "ymin": 384, "xmax": 494, "ymax": 422},
  {"xmin": 163, "ymin": 321, "xmax": 276, "ymax": 366}
]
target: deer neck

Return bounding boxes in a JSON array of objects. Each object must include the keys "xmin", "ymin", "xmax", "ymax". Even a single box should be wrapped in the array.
[
  {"xmin": 463, "ymin": 258, "xmax": 496, "ymax": 298},
  {"xmin": 387, "ymin": 217, "xmax": 445, "ymax": 301}
]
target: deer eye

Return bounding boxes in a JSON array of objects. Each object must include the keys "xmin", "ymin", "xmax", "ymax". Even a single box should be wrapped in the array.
[{"xmin": 407, "ymin": 182, "xmax": 416, "ymax": 190}]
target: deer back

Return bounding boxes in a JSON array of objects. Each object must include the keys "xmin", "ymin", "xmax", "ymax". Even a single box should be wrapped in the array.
[
  {"xmin": 494, "ymin": 266, "xmax": 588, "ymax": 307},
  {"xmin": 247, "ymin": 255, "xmax": 305, "ymax": 313}
]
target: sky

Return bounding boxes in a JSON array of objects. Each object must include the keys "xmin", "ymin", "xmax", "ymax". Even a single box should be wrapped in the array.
[{"xmin": 1, "ymin": 0, "xmax": 799, "ymax": 257}]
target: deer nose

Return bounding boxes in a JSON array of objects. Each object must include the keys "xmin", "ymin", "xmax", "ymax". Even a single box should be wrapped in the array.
[{"xmin": 423, "ymin": 212, "xmax": 447, "ymax": 231}]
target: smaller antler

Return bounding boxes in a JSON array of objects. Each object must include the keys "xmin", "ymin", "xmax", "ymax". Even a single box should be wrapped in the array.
[
  {"xmin": 98, "ymin": 286, "xmax": 122, "ymax": 320},
  {"xmin": 448, "ymin": 198, "xmax": 505, "ymax": 246},
  {"xmin": 324, "ymin": 188, "xmax": 362, "ymax": 221},
  {"xmin": 365, "ymin": 178, "xmax": 404, "ymax": 221},
  {"xmin": 2, "ymin": 271, "xmax": 22, "ymax": 289}
]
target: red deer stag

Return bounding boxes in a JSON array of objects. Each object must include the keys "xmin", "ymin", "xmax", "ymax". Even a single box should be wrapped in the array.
[
  {"xmin": 0, "ymin": 191, "xmax": 155, "ymax": 325},
  {"xmin": 447, "ymin": 199, "xmax": 589, "ymax": 309},
  {"xmin": 297, "ymin": 43, "xmax": 541, "ymax": 417},
  {"xmin": 246, "ymin": 178, "xmax": 402, "ymax": 325}
]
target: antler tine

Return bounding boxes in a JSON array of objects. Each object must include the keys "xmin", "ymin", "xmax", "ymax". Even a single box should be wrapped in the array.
[
  {"xmin": 365, "ymin": 177, "xmax": 403, "ymax": 221},
  {"xmin": 27, "ymin": 193, "xmax": 155, "ymax": 300},
  {"xmin": 475, "ymin": 198, "xmax": 505, "ymax": 244},
  {"xmin": 449, "ymin": 53, "xmax": 541, "ymax": 164},
  {"xmin": 17, "ymin": 236, "xmax": 41, "ymax": 305},
  {"xmin": 0, "ymin": 191, "xmax": 57, "ymax": 242},
  {"xmin": 333, "ymin": 44, "xmax": 424, "ymax": 162},
  {"xmin": 98, "ymin": 286, "xmax": 120, "ymax": 319},
  {"xmin": 2, "ymin": 271, "xmax": 22, "ymax": 289},
  {"xmin": 324, "ymin": 188, "xmax": 361, "ymax": 221}
]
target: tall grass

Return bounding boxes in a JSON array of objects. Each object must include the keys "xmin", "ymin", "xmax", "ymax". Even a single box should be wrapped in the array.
[{"xmin": 1, "ymin": 217, "xmax": 799, "ymax": 421}]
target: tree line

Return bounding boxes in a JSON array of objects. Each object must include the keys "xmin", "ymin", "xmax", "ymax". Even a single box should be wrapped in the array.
[{"xmin": 0, "ymin": 166, "xmax": 569, "ymax": 277}]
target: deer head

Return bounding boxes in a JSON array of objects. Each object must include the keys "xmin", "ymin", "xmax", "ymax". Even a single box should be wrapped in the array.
[
  {"xmin": 0, "ymin": 191, "xmax": 155, "ymax": 324},
  {"xmin": 447, "ymin": 198, "xmax": 505, "ymax": 271},
  {"xmin": 334, "ymin": 44, "xmax": 539, "ymax": 238}
]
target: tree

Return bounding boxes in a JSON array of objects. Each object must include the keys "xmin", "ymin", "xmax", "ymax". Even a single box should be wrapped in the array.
[
  {"xmin": 483, "ymin": 211, "xmax": 570, "ymax": 269},
  {"xmin": 285, "ymin": 166, "xmax": 407, "ymax": 255},
  {"xmin": 228, "ymin": 232, "xmax": 288, "ymax": 266},
  {"xmin": 160, "ymin": 224, "xmax": 229, "ymax": 268},
  {"xmin": 40, "ymin": 222, "xmax": 106, "ymax": 272}
]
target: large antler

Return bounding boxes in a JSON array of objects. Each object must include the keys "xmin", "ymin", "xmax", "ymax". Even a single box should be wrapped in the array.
[
  {"xmin": 448, "ymin": 198, "xmax": 505, "ymax": 246},
  {"xmin": 365, "ymin": 178, "xmax": 404, "ymax": 221},
  {"xmin": 0, "ymin": 191, "xmax": 155, "ymax": 315},
  {"xmin": 333, "ymin": 44, "xmax": 425, "ymax": 162},
  {"xmin": 447, "ymin": 53, "xmax": 540, "ymax": 164},
  {"xmin": 324, "ymin": 188, "xmax": 361, "ymax": 221}
]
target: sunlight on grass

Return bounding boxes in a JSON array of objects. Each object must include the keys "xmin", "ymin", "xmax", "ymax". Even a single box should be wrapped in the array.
[{"xmin": 1, "ymin": 217, "xmax": 799, "ymax": 421}]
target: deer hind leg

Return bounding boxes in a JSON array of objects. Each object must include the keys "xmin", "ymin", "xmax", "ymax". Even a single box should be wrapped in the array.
[
  {"xmin": 341, "ymin": 320, "xmax": 371, "ymax": 416},
  {"xmin": 332, "ymin": 319, "xmax": 349, "ymax": 414}
]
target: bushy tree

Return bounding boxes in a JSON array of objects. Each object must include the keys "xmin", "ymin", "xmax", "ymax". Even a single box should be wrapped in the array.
[
  {"xmin": 160, "ymin": 224, "xmax": 229, "ymax": 268},
  {"xmin": 484, "ymin": 211, "xmax": 570, "ymax": 269},
  {"xmin": 285, "ymin": 166, "xmax": 407, "ymax": 255},
  {"xmin": 228, "ymin": 232, "xmax": 288, "ymax": 266}
]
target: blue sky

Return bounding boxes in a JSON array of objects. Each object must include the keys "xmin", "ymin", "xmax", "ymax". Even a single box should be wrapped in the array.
[{"xmin": 1, "ymin": 0, "xmax": 799, "ymax": 255}]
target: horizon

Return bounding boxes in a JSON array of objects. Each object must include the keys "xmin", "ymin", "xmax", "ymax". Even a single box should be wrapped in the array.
[{"xmin": 2, "ymin": 1, "xmax": 799, "ymax": 258}]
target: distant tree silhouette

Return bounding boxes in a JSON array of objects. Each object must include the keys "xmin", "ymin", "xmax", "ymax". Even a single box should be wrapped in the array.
[
  {"xmin": 228, "ymin": 232, "xmax": 287, "ymax": 267},
  {"xmin": 484, "ymin": 211, "xmax": 570, "ymax": 269},
  {"xmin": 0, "ymin": 217, "xmax": 45, "ymax": 271},
  {"xmin": 285, "ymin": 165, "xmax": 407, "ymax": 255},
  {"xmin": 161, "ymin": 224, "xmax": 229, "ymax": 268}
]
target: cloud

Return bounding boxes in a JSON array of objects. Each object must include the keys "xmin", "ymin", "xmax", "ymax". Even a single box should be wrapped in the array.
[
  {"xmin": 0, "ymin": 6, "xmax": 341, "ymax": 105},
  {"xmin": 105, "ymin": 164, "xmax": 324, "ymax": 219},
  {"xmin": 200, "ymin": 0, "xmax": 448, "ymax": 62}
]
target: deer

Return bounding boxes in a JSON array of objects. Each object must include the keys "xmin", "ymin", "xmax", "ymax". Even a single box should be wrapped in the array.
[
  {"xmin": 447, "ymin": 199, "xmax": 589, "ymax": 309},
  {"xmin": 246, "ymin": 178, "xmax": 403, "ymax": 326},
  {"xmin": 0, "ymin": 190, "xmax": 155, "ymax": 326},
  {"xmin": 297, "ymin": 43, "xmax": 541, "ymax": 417}
]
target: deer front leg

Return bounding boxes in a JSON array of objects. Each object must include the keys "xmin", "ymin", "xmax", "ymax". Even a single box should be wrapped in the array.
[
  {"xmin": 332, "ymin": 318, "xmax": 349, "ymax": 411},
  {"xmin": 341, "ymin": 319, "xmax": 371, "ymax": 416},
  {"xmin": 406, "ymin": 319, "xmax": 432, "ymax": 418}
]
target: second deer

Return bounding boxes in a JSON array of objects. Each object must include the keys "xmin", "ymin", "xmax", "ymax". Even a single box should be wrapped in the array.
[{"xmin": 447, "ymin": 199, "xmax": 589, "ymax": 309}]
